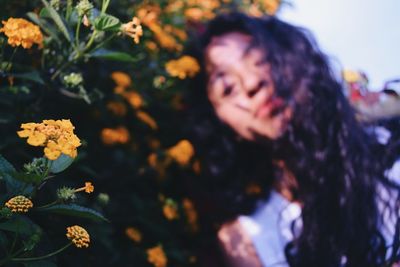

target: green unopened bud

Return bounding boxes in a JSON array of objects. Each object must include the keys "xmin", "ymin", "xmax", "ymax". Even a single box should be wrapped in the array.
[
  {"xmin": 76, "ymin": 0, "xmax": 93, "ymax": 17},
  {"xmin": 97, "ymin": 193, "xmax": 109, "ymax": 206},
  {"xmin": 50, "ymin": 0, "xmax": 60, "ymax": 10},
  {"xmin": 24, "ymin": 157, "xmax": 48, "ymax": 175},
  {"xmin": 63, "ymin": 72, "xmax": 83, "ymax": 87},
  {"xmin": 57, "ymin": 187, "xmax": 77, "ymax": 201}
]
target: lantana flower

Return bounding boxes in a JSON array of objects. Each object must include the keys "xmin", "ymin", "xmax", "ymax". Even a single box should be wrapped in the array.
[
  {"xmin": 17, "ymin": 120, "xmax": 81, "ymax": 160},
  {"xmin": 5, "ymin": 195, "xmax": 33, "ymax": 213},
  {"xmin": 165, "ymin": 56, "xmax": 200, "ymax": 79},
  {"xmin": 0, "ymin": 18, "xmax": 43, "ymax": 49}
]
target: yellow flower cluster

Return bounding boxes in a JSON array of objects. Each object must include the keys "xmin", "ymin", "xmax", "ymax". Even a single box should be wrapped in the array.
[
  {"xmin": 121, "ymin": 17, "xmax": 143, "ymax": 44},
  {"xmin": 0, "ymin": 18, "xmax": 43, "ymax": 49},
  {"xmin": 147, "ymin": 245, "xmax": 167, "ymax": 267},
  {"xmin": 66, "ymin": 225, "xmax": 90, "ymax": 248},
  {"xmin": 137, "ymin": 4, "xmax": 161, "ymax": 26},
  {"xmin": 182, "ymin": 198, "xmax": 198, "ymax": 232},
  {"xmin": 125, "ymin": 227, "xmax": 142, "ymax": 243},
  {"xmin": 111, "ymin": 71, "xmax": 132, "ymax": 88},
  {"xmin": 111, "ymin": 71, "xmax": 144, "ymax": 109},
  {"xmin": 123, "ymin": 91, "xmax": 143, "ymax": 109},
  {"xmin": 5, "ymin": 195, "xmax": 33, "ymax": 213},
  {"xmin": 107, "ymin": 101, "xmax": 127, "ymax": 116},
  {"xmin": 147, "ymin": 23, "xmax": 183, "ymax": 52},
  {"xmin": 136, "ymin": 4, "xmax": 183, "ymax": 52},
  {"xmin": 165, "ymin": 56, "xmax": 200, "ymax": 79},
  {"xmin": 246, "ymin": 0, "xmax": 281, "ymax": 17},
  {"xmin": 163, "ymin": 201, "xmax": 179, "ymax": 220},
  {"xmin": 100, "ymin": 126, "xmax": 130, "ymax": 145},
  {"xmin": 167, "ymin": 140, "xmax": 194, "ymax": 166},
  {"xmin": 147, "ymin": 153, "xmax": 168, "ymax": 178},
  {"xmin": 17, "ymin": 120, "xmax": 81, "ymax": 160},
  {"xmin": 163, "ymin": 25, "xmax": 187, "ymax": 41},
  {"xmin": 184, "ymin": 0, "xmax": 220, "ymax": 22},
  {"xmin": 136, "ymin": 110, "xmax": 158, "ymax": 130}
]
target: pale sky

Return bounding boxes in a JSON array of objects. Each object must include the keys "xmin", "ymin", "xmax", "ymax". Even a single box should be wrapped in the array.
[{"xmin": 278, "ymin": 0, "xmax": 400, "ymax": 90}]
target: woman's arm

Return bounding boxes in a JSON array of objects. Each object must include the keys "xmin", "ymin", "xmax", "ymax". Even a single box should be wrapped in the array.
[{"xmin": 217, "ymin": 219, "xmax": 263, "ymax": 267}]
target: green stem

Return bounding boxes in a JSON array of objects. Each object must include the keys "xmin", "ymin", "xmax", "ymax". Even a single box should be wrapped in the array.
[
  {"xmin": 66, "ymin": 0, "xmax": 73, "ymax": 21},
  {"xmin": 75, "ymin": 16, "xmax": 83, "ymax": 49},
  {"xmin": 0, "ymin": 40, "xmax": 6, "ymax": 61},
  {"xmin": 0, "ymin": 247, "xmax": 25, "ymax": 266},
  {"xmin": 9, "ymin": 232, "xmax": 18, "ymax": 256},
  {"xmin": 88, "ymin": 32, "xmax": 117, "ymax": 53},
  {"xmin": 3, "ymin": 47, "xmax": 18, "ymax": 72},
  {"xmin": 83, "ymin": 30, "xmax": 98, "ymax": 51},
  {"xmin": 50, "ymin": 60, "xmax": 74, "ymax": 80},
  {"xmin": 35, "ymin": 200, "xmax": 60, "ymax": 210},
  {"xmin": 12, "ymin": 243, "xmax": 72, "ymax": 262},
  {"xmin": 101, "ymin": 0, "xmax": 111, "ymax": 14}
]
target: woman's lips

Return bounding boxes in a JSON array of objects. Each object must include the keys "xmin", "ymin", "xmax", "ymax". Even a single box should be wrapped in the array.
[{"xmin": 255, "ymin": 97, "xmax": 285, "ymax": 118}]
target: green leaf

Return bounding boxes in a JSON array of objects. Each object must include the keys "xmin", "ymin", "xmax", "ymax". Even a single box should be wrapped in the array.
[
  {"xmin": 90, "ymin": 49, "xmax": 138, "ymax": 62},
  {"xmin": 39, "ymin": 7, "xmax": 51, "ymax": 18},
  {"xmin": 0, "ymin": 154, "xmax": 15, "ymax": 174},
  {"xmin": 24, "ymin": 261, "xmax": 57, "ymax": 267},
  {"xmin": 0, "ymin": 156, "xmax": 34, "ymax": 194},
  {"xmin": 0, "ymin": 231, "xmax": 9, "ymax": 248},
  {"xmin": 40, "ymin": 0, "xmax": 73, "ymax": 43},
  {"xmin": 93, "ymin": 14, "xmax": 121, "ymax": 32},
  {"xmin": 27, "ymin": 12, "xmax": 62, "ymax": 44},
  {"xmin": 0, "ymin": 216, "xmax": 41, "ymax": 235},
  {"xmin": 13, "ymin": 172, "xmax": 43, "ymax": 184},
  {"xmin": 49, "ymin": 154, "xmax": 74, "ymax": 174},
  {"xmin": 37, "ymin": 204, "xmax": 109, "ymax": 222},
  {"xmin": 12, "ymin": 71, "xmax": 44, "ymax": 85}
]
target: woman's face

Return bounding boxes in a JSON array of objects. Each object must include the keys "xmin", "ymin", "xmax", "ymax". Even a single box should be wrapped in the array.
[{"xmin": 205, "ymin": 32, "xmax": 292, "ymax": 141}]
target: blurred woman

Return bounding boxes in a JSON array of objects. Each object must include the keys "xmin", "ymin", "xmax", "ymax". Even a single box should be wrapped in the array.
[{"xmin": 185, "ymin": 12, "xmax": 400, "ymax": 267}]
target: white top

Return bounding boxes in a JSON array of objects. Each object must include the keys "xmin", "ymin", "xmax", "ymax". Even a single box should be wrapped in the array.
[{"xmin": 239, "ymin": 158, "xmax": 400, "ymax": 267}]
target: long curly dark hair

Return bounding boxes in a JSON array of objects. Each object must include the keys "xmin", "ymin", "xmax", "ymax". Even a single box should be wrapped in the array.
[{"xmin": 184, "ymin": 12, "xmax": 400, "ymax": 267}]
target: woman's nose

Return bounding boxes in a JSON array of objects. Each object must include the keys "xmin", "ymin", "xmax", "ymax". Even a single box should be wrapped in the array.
[{"xmin": 242, "ymin": 77, "xmax": 263, "ymax": 98}]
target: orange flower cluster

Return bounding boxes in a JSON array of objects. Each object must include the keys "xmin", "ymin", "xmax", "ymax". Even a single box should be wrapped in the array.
[
  {"xmin": 184, "ymin": 0, "xmax": 221, "ymax": 22},
  {"xmin": 137, "ymin": 4, "xmax": 184, "ymax": 52},
  {"xmin": 183, "ymin": 198, "xmax": 199, "ymax": 232},
  {"xmin": 17, "ymin": 120, "xmax": 81, "ymax": 160},
  {"xmin": 107, "ymin": 101, "xmax": 127, "ymax": 116},
  {"xmin": 163, "ymin": 201, "xmax": 179, "ymax": 220},
  {"xmin": 136, "ymin": 110, "xmax": 158, "ymax": 130},
  {"xmin": 147, "ymin": 245, "xmax": 167, "ymax": 267},
  {"xmin": 111, "ymin": 71, "xmax": 132, "ymax": 88},
  {"xmin": 165, "ymin": 56, "xmax": 200, "ymax": 79},
  {"xmin": 5, "ymin": 195, "xmax": 33, "ymax": 213},
  {"xmin": 100, "ymin": 126, "xmax": 130, "ymax": 145},
  {"xmin": 111, "ymin": 71, "xmax": 143, "ymax": 109},
  {"xmin": 246, "ymin": 0, "xmax": 281, "ymax": 17},
  {"xmin": 66, "ymin": 225, "xmax": 90, "ymax": 248},
  {"xmin": 0, "ymin": 18, "xmax": 43, "ymax": 48},
  {"xmin": 147, "ymin": 23, "xmax": 183, "ymax": 52},
  {"xmin": 125, "ymin": 227, "xmax": 142, "ymax": 243},
  {"xmin": 121, "ymin": 17, "xmax": 143, "ymax": 44},
  {"xmin": 167, "ymin": 140, "xmax": 194, "ymax": 166}
]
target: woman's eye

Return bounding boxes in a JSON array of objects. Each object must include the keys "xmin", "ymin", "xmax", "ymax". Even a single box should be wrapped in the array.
[
  {"xmin": 223, "ymin": 85, "xmax": 234, "ymax": 96},
  {"xmin": 258, "ymin": 79, "xmax": 270, "ymax": 89}
]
